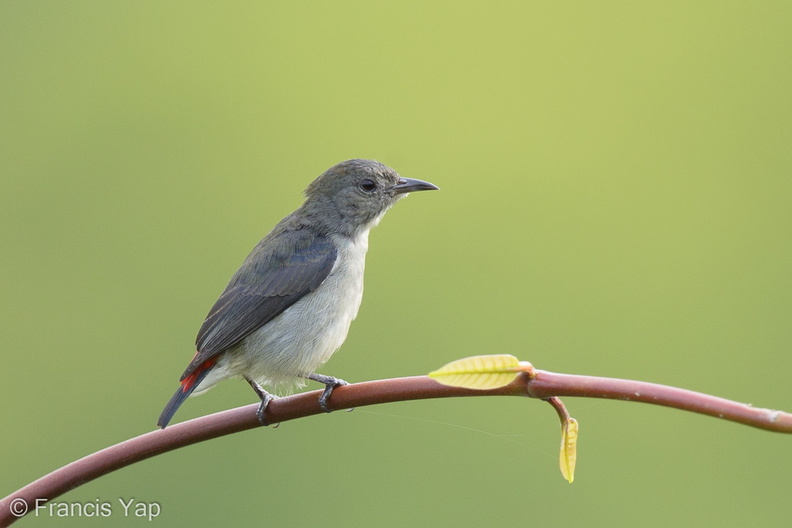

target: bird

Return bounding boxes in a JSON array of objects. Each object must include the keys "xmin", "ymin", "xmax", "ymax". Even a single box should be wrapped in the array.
[{"xmin": 157, "ymin": 159, "xmax": 439, "ymax": 428}]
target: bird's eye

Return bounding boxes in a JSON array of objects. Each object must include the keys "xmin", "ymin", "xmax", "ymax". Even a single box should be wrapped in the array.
[{"xmin": 359, "ymin": 178, "xmax": 377, "ymax": 192}]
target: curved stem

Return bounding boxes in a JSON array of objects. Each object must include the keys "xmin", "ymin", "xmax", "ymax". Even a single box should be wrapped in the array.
[
  {"xmin": 527, "ymin": 370, "xmax": 792, "ymax": 432},
  {"xmin": 2, "ymin": 371, "xmax": 790, "ymax": 526}
]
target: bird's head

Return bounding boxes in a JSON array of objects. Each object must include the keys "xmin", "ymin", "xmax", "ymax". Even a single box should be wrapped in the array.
[{"xmin": 302, "ymin": 159, "xmax": 439, "ymax": 236}]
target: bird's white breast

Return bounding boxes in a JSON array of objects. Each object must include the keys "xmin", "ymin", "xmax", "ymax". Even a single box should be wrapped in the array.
[{"xmin": 200, "ymin": 231, "xmax": 370, "ymax": 392}]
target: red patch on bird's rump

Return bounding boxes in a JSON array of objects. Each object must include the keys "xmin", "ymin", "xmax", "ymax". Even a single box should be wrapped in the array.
[{"xmin": 181, "ymin": 358, "xmax": 216, "ymax": 393}]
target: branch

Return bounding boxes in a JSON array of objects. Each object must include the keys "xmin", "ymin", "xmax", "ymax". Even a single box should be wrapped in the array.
[{"xmin": 2, "ymin": 370, "xmax": 790, "ymax": 526}]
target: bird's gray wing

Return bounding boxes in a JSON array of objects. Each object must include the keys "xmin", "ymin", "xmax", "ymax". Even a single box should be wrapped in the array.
[{"xmin": 180, "ymin": 229, "xmax": 337, "ymax": 380}]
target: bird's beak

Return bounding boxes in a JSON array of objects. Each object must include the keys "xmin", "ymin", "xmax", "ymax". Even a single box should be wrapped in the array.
[{"xmin": 391, "ymin": 178, "xmax": 440, "ymax": 194}]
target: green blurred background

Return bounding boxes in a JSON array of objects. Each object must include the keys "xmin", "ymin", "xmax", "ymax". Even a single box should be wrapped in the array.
[{"xmin": 2, "ymin": 1, "xmax": 791, "ymax": 526}]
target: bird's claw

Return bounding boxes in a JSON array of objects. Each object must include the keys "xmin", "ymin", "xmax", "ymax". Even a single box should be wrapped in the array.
[
  {"xmin": 255, "ymin": 399, "xmax": 271, "ymax": 425},
  {"xmin": 307, "ymin": 373, "xmax": 349, "ymax": 413},
  {"xmin": 247, "ymin": 377, "xmax": 279, "ymax": 426}
]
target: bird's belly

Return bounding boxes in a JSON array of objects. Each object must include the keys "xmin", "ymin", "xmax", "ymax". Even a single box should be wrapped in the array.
[{"xmin": 233, "ymin": 239, "xmax": 367, "ymax": 388}]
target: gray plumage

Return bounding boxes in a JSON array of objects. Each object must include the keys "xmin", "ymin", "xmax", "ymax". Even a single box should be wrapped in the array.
[{"xmin": 157, "ymin": 159, "xmax": 438, "ymax": 428}]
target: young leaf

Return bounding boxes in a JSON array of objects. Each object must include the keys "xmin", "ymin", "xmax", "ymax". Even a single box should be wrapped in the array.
[
  {"xmin": 428, "ymin": 354, "xmax": 533, "ymax": 390},
  {"xmin": 560, "ymin": 417, "xmax": 579, "ymax": 483}
]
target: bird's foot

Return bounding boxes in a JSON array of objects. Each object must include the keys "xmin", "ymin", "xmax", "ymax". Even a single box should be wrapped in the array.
[
  {"xmin": 306, "ymin": 373, "xmax": 349, "ymax": 413},
  {"xmin": 246, "ymin": 378, "xmax": 279, "ymax": 426}
]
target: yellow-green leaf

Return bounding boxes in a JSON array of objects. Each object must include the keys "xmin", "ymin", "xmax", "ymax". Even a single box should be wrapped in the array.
[
  {"xmin": 428, "ymin": 354, "xmax": 532, "ymax": 390},
  {"xmin": 559, "ymin": 417, "xmax": 579, "ymax": 483}
]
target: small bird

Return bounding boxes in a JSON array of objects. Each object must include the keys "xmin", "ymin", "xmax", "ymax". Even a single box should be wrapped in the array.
[{"xmin": 157, "ymin": 159, "xmax": 438, "ymax": 428}]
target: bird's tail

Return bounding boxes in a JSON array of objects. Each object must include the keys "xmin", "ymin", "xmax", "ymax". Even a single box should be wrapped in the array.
[{"xmin": 157, "ymin": 358, "xmax": 217, "ymax": 429}]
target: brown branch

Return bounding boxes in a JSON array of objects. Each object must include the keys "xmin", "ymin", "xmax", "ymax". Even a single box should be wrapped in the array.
[
  {"xmin": 525, "ymin": 371, "xmax": 792, "ymax": 432},
  {"xmin": 2, "ymin": 370, "xmax": 790, "ymax": 526}
]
